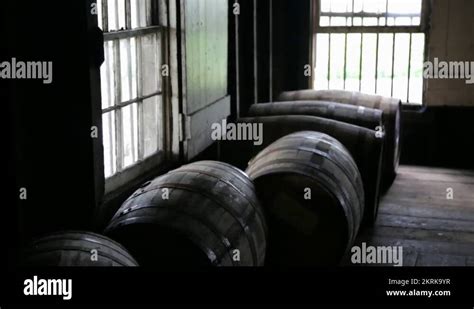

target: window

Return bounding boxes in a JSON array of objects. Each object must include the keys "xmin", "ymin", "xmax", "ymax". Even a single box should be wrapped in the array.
[
  {"xmin": 313, "ymin": 0, "xmax": 430, "ymax": 105},
  {"xmin": 98, "ymin": 0, "xmax": 166, "ymax": 191}
]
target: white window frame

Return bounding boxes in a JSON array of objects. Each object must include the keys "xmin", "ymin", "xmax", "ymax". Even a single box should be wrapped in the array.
[
  {"xmin": 311, "ymin": 0, "xmax": 431, "ymax": 105},
  {"xmin": 98, "ymin": 0, "xmax": 172, "ymax": 194}
]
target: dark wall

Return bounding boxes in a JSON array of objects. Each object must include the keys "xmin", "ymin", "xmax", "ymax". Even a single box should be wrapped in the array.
[
  {"xmin": 3, "ymin": 1, "xmax": 102, "ymax": 245},
  {"xmin": 256, "ymin": 0, "xmax": 271, "ymax": 103},
  {"xmin": 2, "ymin": 8, "xmax": 18, "ymax": 267},
  {"xmin": 230, "ymin": 0, "xmax": 312, "ymax": 118},
  {"xmin": 231, "ymin": 0, "xmax": 258, "ymax": 118},
  {"xmin": 272, "ymin": 0, "xmax": 312, "ymax": 99},
  {"xmin": 401, "ymin": 107, "xmax": 474, "ymax": 169}
]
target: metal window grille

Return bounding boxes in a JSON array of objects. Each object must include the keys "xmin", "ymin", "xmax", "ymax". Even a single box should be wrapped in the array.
[
  {"xmin": 313, "ymin": 0, "xmax": 430, "ymax": 105},
  {"xmin": 98, "ymin": 0, "xmax": 165, "ymax": 179}
]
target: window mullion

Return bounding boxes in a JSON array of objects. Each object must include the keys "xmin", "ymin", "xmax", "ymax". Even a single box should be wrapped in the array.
[
  {"xmin": 157, "ymin": 29, "xmax": 164, "ymax": 152},
  {"xmin": 328, "ymin": 0, "xmax": 332, "ymax": 27},
  {"xmin": 390, "ymin": 33, "xmax": 396, "ymax": 97},
  {"xmin": 125, "ymin": 0, "xmax": 132, "ymax": 29},
  {"xmin": 102, "ymin": 0, "xmax": 109, "ymax": 32},
  {"xmin": 359, "ymin": 34, "xmax": 363, "ymax": 92},
  {"xmin": 105, "ymin": 42, "xmax": 115, "ymax": 175},
  {"xmin": 126, "ymin": 38, "xmax": 137, "ymax": 163},
  {"xmin": 123, "ymin": 1, "xmax": 136, "ymax": 164},
  {"xmin": 375, "ymin": 33, "xmax": 379, "ymax": 94},
  {"xmin": 111, "ymin": 0, "xmax": 125, "ymax": 173},
  {"xmin": 328, "ymin": 34, "xmax": 331, "ymax": 90},
  {"xmin": 113, "ymin": 38, "xmax": 123, "ymax": 173},
  {"xmin": 343, "ymin": 33, "xmax": 347, "ymax": 89},
  {"xmin": 407, "ymin": 33, "xmax": 413, "ymax": 103},
  {"xmin": 104, "ymin": 26, "xmax": 162, "ymax": 41},
  {"xmin": 137, "ymin": 35, "xmax": 145, "ymax": 161}
]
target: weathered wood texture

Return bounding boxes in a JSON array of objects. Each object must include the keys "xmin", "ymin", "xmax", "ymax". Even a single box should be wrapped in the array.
[
  {"xmin": 278, "ymin": 89, "xmax": 401, "ymax": 190},
  {"xmin": 246, "ymin": 132, "xmax": 364, "ymax": 266},
  {"xmin": 182, "ymin": 0, "xmax": 230, "ymax": 160},
  {"xmin": 184, "ymin": 0, "xmax": 228, "ymax": 114},
  {"xmin": 105, "ymin": 161, "xmax": 267, "ymax": 268},
  {"xmin": 345, "ymin": 166, "xmax": 474, "ymax": 266},
  {"xmin": 22, "ymin": 231, "xmax": 139, "ymax": 267}
]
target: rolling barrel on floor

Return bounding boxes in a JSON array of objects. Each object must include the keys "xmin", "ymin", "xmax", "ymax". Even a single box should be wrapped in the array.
[
  {"xmin": 22, "ymin": 231, "xmax": 139, "ymax": 267},
  {"xmin": 246, "ymin": 132, "xmax": 364, "ymax": 266},
  {"xmin": 248, "ymin": 101, "xmax": 383, "ymax": 131},
  {"xmin": 230, "ymin": 115, "xmax": 384, "ymax": 225},
  {"xmin": 104, "ymin": 161, "xmax": 267, "ymax": 268},
  {"xmin": 278, "ymin": 89, "xmax": 401, "ymax": 188}
]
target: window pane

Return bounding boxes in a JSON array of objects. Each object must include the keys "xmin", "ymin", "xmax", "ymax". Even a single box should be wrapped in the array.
[
  {"xmin": 103, "ymin": 112, "xmax": 116, "ymax": 178},
  {"xmin": 101, "ymin": 41, "xmax": 115, "ymax": 109},
  {"xmin": 140, "ymin": 32, "xmax": 162, "ymax": 96},
  {"xmin": 330, "ymin": 0, "xmax": 348, "ymax": 13},
  {"xmin": 120, "ymin": 37, "xmax": 138, "ymax": 102},
  {"xmin": 329, "ymin": 34, "xmax": 345, "ymax": 90},
  {"xmin": 395, "ymin": 17, "xmax": 412, "ymax": 26},
  {"xmin": 320, "ymin": 16, "xmax": 330, "ymax": 27},
  {"xmin": 387, "ymin": 0, "xmax": 421, "ymax": 15},
  {"xmin": 346, "ymin": 0, "xmax": 353, "ymax": 12},
  {"xmin": 314, "ymin": 34, "xmax": 329, "ymax": 90},
  {"xmin": 107, "ymin": 0, "xmax": 117, "ymax": 30},
  {"xmin": 393, "ymin": 33, "xmax": 410, "ymax": 102},
  {"xmin": 353, "ymin": 0, "xmax": 363, "ymax": 13},
  {"xmin": 345, "ymin": 33, "xmax": 362, "ymax": 91},
  {"xmin": 362, "ymin": 0, "xmax": 380, "ymax": 13},
  {"xmin": 131, "ymin": 0, "xmax": 152, "ymax": 29},
  {"xmin": 409, "ymin": 33, "xmax": 425, "ymax": 104},
  {"xmin": 143, "ymin": 96, "xmax": 162, "ymax": 158},
  {"xmin": 122, "ymin": 104, "xmax": 139, "ymax": 168},
  {"xmin": 372, "ymin": 0, "xmax": 388, "ymax": 14},
  {"xmin": 376, "ymin": 33, "xmax": 394, "ymax": 97},
  {"xmin": 331, "ymin": 17, "xmax": 347, "ymax": 27},
  {"xmin": 361, "ymin": 33, "xmax": 377, "ymax": 94},
  {"xmin": 117, "ymin": 0, "xmax": 126, "ymax": 29},
  {"xmin": 321, "ymin": 0, "xmax": 331, "ymax": 12},
  {"xmin": 107, "ymin": 0, "xmax": 127, "ymax": 31},
  {"xmin": 363, "ymin": 17, "xmax": 378, "ymax": 26}
]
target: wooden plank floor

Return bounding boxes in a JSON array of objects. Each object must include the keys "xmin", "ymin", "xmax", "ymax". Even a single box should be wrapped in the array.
[{"xmin": 347, "ymin": 165, "xmax": 474, "ymax": 266}]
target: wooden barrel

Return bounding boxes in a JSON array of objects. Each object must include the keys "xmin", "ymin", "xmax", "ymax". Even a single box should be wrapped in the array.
[
  {"xmin": 248, "ymin": 101, "xmax": 383, "ymax": 131},
  {"xmin": 278, "ymin": 89, "xmax": 401, "ymax": 187},
  {"xmin": 104, "ymin": 161, "xmax": 267, "ymax": 268},
  {"xmin": 246, "ymin": 131, "xmax": 364, "ymax": 266},
  {"xmin": 22, "ymin": 231, "xmax": 138, "ymax": 267},
  {"xmin": 233, "ymin": 115, "xmax": 384, "ymax": 225}
]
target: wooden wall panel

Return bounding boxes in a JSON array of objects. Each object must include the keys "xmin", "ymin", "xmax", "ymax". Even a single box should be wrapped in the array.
[
  {"xmin": 181, "ymin": 0, "xmax": 230, "ymax": 160},
  {"xmin": 184, "ymin": 0, "xmax": 228, "ymax": 114},
  {"xmin": 426, "ymin": 0, "xmax": 474, "ymax": 106}
]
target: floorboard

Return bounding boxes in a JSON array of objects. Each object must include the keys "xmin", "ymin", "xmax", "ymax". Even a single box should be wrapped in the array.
[{"xmin": 346, "ymin": 165, "xmax": 474, "ymax": 267}]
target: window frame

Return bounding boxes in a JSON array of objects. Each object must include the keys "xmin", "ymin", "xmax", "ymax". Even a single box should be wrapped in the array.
[
  {"xmin": 99, "ymin": 0, "xmax": 173, "ymax": 195},
  {"xmin": 311, "ymin": 0, "xmax": 432, "ymax": 106}
]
